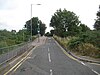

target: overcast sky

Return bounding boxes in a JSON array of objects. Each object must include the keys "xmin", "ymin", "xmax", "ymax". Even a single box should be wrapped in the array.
[{"xmin": 0, "ymin": 0, "xmax": 100, "ymax": 32}]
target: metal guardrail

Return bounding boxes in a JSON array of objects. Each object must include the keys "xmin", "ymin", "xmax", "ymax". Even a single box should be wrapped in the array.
[{"xmin": 0, "ymin": 41, "xmax": 33, "ymax": 66}]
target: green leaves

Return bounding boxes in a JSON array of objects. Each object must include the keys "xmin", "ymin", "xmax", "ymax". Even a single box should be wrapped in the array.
[
  {"xmin": 50, "ymin": 9, "xmax": 80, "ymax": 37},
  {"xmin": 94, "ymin": 5, "xmax": 100, "ymax": 30},
  {"xmin": 25, "ymin": 17, "xmax": 46, "ymax": 36}
]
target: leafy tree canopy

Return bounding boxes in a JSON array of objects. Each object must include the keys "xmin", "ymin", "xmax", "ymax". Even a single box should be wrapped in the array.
[
  {"xmin": 94, "ymin": 5, "xmax": 100, "ymax": 30},
  {"xmin": 50, "ymin": 9, "xmax": 80, "ymax": 37},
  {"xmin": 25, "ymin": 17, "xmax": 46, "ymax": 36}
]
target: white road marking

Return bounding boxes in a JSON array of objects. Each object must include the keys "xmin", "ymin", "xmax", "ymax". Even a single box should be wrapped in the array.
[
  {"xmin": 26, "ymin": 55, "xmax": 36, "ymax": 59},
  {"xmin": 80, "ymin": 62, "xmax": 100, "ymax": 75},
  {"xmin": 92, "ymin": 69, "xmax": 100, "ymax": 75},
  {"xmin": 48, "ymin": 53, "xmax": 51, "ymax": 62},
  {"xmin": 48, "ymin": 38, "xmax": 51, "ymax": 40},
  {"xmin": 81, "ymin": 62, "xmax": 86, "ymax": 66},
  {"xmin": 48, "ymin": 48, "xmax": 50, "ymax": 52},
  {"xmin": 50, "ymin": 69, "xmax": 53, "ymax": 75}
]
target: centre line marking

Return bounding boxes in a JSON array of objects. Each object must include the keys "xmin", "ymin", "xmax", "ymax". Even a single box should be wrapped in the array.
[
  {"xmin": 50, "ymin": 69, "xmax": 53, "ymax": 75},
  {"xmin": 48, "ymin": 53, "xmax": 51, "ymax": 62},
  {"xmin": 48, "ymin": 48, "xmax": 50, "ymax": 52}
]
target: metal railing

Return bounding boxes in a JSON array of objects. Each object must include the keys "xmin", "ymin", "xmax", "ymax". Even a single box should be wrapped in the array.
[{"xmin": 0, "ymin": 41, "xmax": 33, "ymax": 65}]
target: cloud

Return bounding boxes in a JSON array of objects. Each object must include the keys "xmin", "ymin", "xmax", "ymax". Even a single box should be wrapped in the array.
[
  {"xmin": 0, "ymin": 0, "xmax": 17, "ymax": 10},
  {"xmin": 0, "ymin": 22, "xmax": 11, "ymax": 30},
  {"xmin": 0, "ymin": 0, "xmax": 100, "ymax": 32}
]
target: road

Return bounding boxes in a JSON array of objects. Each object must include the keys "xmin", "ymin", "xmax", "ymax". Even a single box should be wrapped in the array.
[{"xmin": 6, "ymin": 37, "xmax": 100, "ymax": 75}]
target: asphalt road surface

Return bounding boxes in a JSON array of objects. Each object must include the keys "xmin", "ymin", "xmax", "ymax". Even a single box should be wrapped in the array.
[{"xmin": 9, "ymin": 37, "xmax": 99, "ymax": 75}]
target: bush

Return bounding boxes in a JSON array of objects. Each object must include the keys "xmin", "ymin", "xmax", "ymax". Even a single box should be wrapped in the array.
[
  {"xmin": 67, "ymin": 31, "xmax": 100, "ymax": 58},
  {"xmin": 68, "ymin": 38, "xmax": 100, "ymax": 57},
  {"xmin": 54, "ymin": 33, "xmax": 100, "ymax": 58},
  {"xmin": 0, "ymin": 41, "xmax": 8, "ymax": 48},
  {"xmin": 78, "ymin": 43, "xmax": 100, "ymax": 57},
  {"xmin": 67, "ymin": 37, "xmax": 83, "ymax": 51},
  {"xmin": 6, "ymin": 39, "xmax": 16, "ymax": 46},
  {"xmin": 79, "ymin": 31, "xmax": 100, "ymax": 48}
]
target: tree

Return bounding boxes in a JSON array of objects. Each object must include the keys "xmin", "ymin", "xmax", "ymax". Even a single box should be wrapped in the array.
[
  {"xmin": 94, "ymin": 5, "xmax": 100, "ymax": 30},
  {"xmin": 39, "ymin": 21, "xmax": 47, "ymax": 36},
  {"xmin": 50, "ymin": 30, "xmax": 55, "ymax": 36},
  {"xmin": 45, "ymin": 32, "xmax": 51, "ymax": 37},
  {"xmin": 25, "ymin": 17, "xmax": 46, "ymax": 36},
  {"xmin": 25, "ymin": 17, "xmax": 39, "ymax": 35},
  {"xmin": 79, "ymin": 23, "xmax": 90, "ymax": 32},
  {"xmin": 50, "ymin": 9, "xmax": 80, "ymax": 37}
]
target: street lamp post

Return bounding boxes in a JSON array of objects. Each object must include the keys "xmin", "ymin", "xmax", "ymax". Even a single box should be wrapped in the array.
[
  {"xmin": 37, "ymin": 23, "xmax": 40, "ymax": 42},
  {"xmin": 30, "ymin": 4, "xmax": 41, "ymax": 41}
]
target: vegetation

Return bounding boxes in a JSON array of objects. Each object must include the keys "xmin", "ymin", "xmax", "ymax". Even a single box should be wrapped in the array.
[
  {"xmin": 25, "ymin": 17, "xmax": 46, "ymax": 36},
  {"xmin": 94, "ymin": 5, "xmax": 100, "ymax": 30},
  {"xmin": 50, "ymin": 9, "xmax": 80, "ymax": 37},
  {"xmin": 0, "ymin": 17, "xmax": 46, "ymax": 48},
  {"xmin": 52, "ymin": 7, "xmax": 100, "ymax": 58}
]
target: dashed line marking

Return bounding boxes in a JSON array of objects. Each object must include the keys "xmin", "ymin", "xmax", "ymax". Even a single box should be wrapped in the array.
[
  {"xmin": 92, "ymin": 69, "xmax": 100, "ymax": 75},
  {"xmin": 48, "ymin": 53, "xmax": 51, "ymax": 62},
  {"xmin": 48, "ymin": 48, "xmax": 50, "ymax": 52},
  {"xmin": 50, "ymin": 69, "xmax": 53, "ymax": 75}
]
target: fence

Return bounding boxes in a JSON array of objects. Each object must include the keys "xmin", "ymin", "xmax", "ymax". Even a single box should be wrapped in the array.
[{"xmin": 0, "ymin": 41, "xmax": 33, "ymax": 65}]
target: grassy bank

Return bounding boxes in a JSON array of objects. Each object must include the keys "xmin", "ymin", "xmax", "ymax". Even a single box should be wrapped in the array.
[{"xmin": 54, "ymin": 35, "xmax": 100, "ymax": 58}]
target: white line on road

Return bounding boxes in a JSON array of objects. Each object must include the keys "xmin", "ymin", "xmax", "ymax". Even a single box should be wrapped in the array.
[
  {"xmin": 26, "ymin": 55, "xmax": 36, "ymax": 59},
  {"xmin": 48, "ymin": 48, "xmax": 50, "ymax": 52},
  {"xmin": 80, "ymin": 62, "xmax": 100, "ymax": 75},
  {"xmin": 48, "ymin": 53, "xmax": 51, "ymax": 62},
  {"xmin": 50, "ymin": 69, "xmax": 53, "ymax": 75},
  {"xmin": 92, "ymin": 69, "xmax": 100, "ymax": 75},
  {"xmin": 81, "ymin": 62, "xmax": 86, "ymax": 66}
]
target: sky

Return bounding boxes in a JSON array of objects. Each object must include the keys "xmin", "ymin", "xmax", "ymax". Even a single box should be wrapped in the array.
[{"xmin": 0, "ymin": 0, "xmax": 100, "ymax": 32}]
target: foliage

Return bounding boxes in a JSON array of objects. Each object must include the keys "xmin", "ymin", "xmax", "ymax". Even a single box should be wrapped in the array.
[
  {"xmin": 79, "ymin": 23, "xmax": 90, "ymax": 32},
  {"xmin": 79, "ymin": 31, "xmax": 100, "ymax": 48},
  {"xmin": 50, "ymin": 9, "xmax": 80, "ymax": 37},
  {"xmin": 0, "ymin": 41, "xmax": 8, "ymax": 48},
  {"xmin": 94, "ymin": 5, "xmax": 100, "ymax": 30},
  {"xmin": 0, "ymin": 29, "xmax": 31, "ymax": 48},
  {"xmin": 67, "ymin": 37, "xmax": 82, "ymax": 51},
  {"xmin": 77, "ymin": 43, "xmax": 100, "ymax": 57},
  {"xmin": 50, "ymin": 30, "xmax": 55, "ymax": 36},
  {"xmin": 0, "ymin": 17, "xmax": 45, "ymax": 48},
  {"xmin": 39, "ymin": 21, "xmax": 47, "ymax": 36},
  {"xmin": 0, "ymin": 30, "xmax": 16, "ymax": 47},
  {"xmin": 25, "ymin": 17, "xmax": 46, "ymax": 36},
  {"xmin": 67, "ymin": 30, "xmax": 100, "ymax": 57},
  {"xmin": 45, "ymin": 32, "xmax": 52, "ymax": 37},
  {"xmin": 52, "ymin": 5, "xmax": 100, "ymax": 58},
  {"xmin": 54, "ymin": 34, "xmax": 100, "ymax": 58},
  {"xmin": 68, "ymin": 30, "xmax": 100, "ymax": 48}
]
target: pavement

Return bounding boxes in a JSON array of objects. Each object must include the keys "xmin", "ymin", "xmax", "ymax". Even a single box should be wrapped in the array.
[
  {"xmin": 69, "ymin": 52, "xmax": 100, "ymax": 64},
  {"xmin": 31, "ymin": 36, "xmax": 47, "ymax": 46},
  {"xmin": 5, "ymin": 37, "xmax": 100, "ymax": 75}
]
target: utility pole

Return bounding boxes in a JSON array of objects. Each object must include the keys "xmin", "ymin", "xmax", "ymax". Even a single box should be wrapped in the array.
[{"xmin": 30, "ymin": 4, "xmax": 41, "ymax": 41}]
